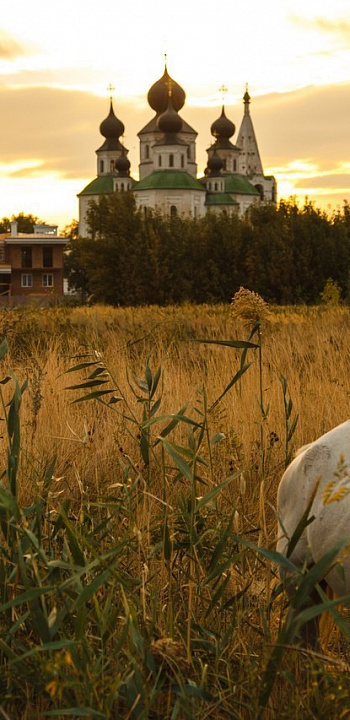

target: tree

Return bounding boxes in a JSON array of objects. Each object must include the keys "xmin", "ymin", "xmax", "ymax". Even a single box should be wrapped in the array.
[{"xmin": 0, "ymin": 212, "xmax": 41, "ymax": 233}]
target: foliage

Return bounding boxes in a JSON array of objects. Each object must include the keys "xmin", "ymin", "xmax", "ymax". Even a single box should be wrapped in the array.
[
  {"xmin": 0, "ymin": 212, "xmax": 42, "ymax": 234},
  {"xmin": 320, "ymin": 278, "xmax": 341, "ymax": 306},
  {"xmin": 64, "ymin": 194, "xmax": 350, "ymax": 306}
]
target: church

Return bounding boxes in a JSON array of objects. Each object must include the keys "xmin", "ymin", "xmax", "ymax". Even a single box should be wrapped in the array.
[{"xmin": 78, "ymin": 65, "xmax": 276, "ymax": 236}]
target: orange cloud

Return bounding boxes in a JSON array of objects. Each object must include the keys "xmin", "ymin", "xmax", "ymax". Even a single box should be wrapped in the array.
[{"xmin": 0, "ymin": 31, "xmax": 31, "ymax": 59}]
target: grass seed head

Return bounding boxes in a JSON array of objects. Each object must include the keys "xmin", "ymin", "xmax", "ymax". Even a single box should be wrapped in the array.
[{"xmin": 231, "ymin": 286, "xmax": 271, "ymax": 327}]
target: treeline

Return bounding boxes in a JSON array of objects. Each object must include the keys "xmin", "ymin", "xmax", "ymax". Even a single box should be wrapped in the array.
[{"xmin": 65, "ymin": 193, "xmax": 350, "ymax": 305}]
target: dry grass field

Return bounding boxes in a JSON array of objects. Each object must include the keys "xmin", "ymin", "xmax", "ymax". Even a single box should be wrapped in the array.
[{"xmin": 1, "ymin": 301, "xmax": 350, "ymax": 718}]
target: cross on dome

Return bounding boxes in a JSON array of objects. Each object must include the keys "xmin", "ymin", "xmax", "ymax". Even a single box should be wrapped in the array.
[
  {"xmin": 107, "ymin": 83, "xmax": 115, "ymax": 100},
  {"xmin": 218, "ymin": 84, "xmax": 228, "ymax": 104}
]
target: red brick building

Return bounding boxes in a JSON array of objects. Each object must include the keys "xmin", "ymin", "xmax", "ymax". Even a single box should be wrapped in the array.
[{"xmin": 0, "ymin": 222, "xmax": 68, "ymax": 305}]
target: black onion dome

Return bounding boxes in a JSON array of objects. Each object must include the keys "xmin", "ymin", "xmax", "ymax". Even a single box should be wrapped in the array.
[
  {"xmin": 100, "ymin": 100, "xmax": 124, "ymax": 139},
  {"xmin": 115, "ymin": 149, "xmax": 130, "ymax": 176},
  {"xmin": 148, "ymin": 67, "xmax": 185, "ymax": 114},
  {"xmin": 211, "ymin": 106, "xmax": 235, "ymax": 140},
  {"xmin": 207, "ymin": 149, "xmax": 224, "ymax": 175},
  {"xmin": 157, "ymin": 94, "xmax": 183, "ymax": 135}
]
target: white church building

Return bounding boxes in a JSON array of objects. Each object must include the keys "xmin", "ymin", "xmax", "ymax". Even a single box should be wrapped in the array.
[{"xmin": 78, "ymin": 65, "xmax": 276, "ymax": 236}]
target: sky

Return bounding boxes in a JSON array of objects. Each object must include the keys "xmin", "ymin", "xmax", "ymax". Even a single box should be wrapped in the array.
[{"xmin": 1, "ymin": 0, "xmax": 350, "ymax": 230}]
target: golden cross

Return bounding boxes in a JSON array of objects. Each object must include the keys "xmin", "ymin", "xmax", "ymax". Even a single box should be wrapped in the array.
[
  {"xmin": 107, "ymin": 83, "xmax": 115, "ymax": 100},
  {"xmin": 218, "ymin": 84, "xmax": 228, "ymax": 103}
]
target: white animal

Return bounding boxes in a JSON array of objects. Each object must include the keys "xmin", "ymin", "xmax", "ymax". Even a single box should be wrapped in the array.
[{"xmin": 277, "ymin": 420, "xmax": 350, "ymax": 599}]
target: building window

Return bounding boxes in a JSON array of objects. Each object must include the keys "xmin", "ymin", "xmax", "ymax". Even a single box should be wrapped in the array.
[
  {"xmin": 169, "ymin": 154, "xmax": 174, "ymax": 168},
  {"xmin": 100, "ymin": 160, "xmax": 104, "ymax": 173},
  {"xmin": 214, "ymin": 182, "xmax": 218, "ymax": 191},
  {"xmin": 21, "ymin": 273, "xmax": 33, "ymax": 287},
  {"xmin": 120, "ymin": 183, "xmax": 124, "ymax": 192},
  {"xmin": 170, "ymin": 205, "xmax": 177, "ymax": 217},
  {"xmin": 222, "ymin": 159, "xmax": 227, "ymax": 170},
  {"xmin": 158, "ymin": 156, "xmax": 162, "ymax": 167},
  {"xmin": 233, "ymin": 159, "xmax": 237, "ymax": 171},
  {"xmin": 110, "ymin": 160, "xmax": 114, "ymax": 172},
  {"xmin": 187, "ymin": 146, "xmax": 190, "ymax": 159},
  {"xmin": 145, "ymin": 144, "xmax": 150, "ymax": 159},
  {"xmin": 42, "ymin": 273, "xmax": 53, "ymax": 287},
  {"xmin": 21, "ymin": 246, "xmax": 32, "ymax": 268},
  {"xmin": 181, "ymin": 154, "xmax": 184, "ymax": 168},
  {"xmin": 43, "ymin": 246, "xmax": 53, "ymax": 267}
]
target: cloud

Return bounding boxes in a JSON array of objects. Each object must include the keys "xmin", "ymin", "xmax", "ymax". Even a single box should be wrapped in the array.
[
  {"xmin": 290, "ymin": 14, "xmax": 350, "ymax": 41},
  {"xmin": 0, "ymin": 31, "xmax": 30, "ymax": 60},
  {"xmin": 296, "ymin": 174, "xmax": 350, "ymax": 189}
]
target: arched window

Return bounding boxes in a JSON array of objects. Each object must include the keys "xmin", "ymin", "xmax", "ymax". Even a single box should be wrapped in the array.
[
  {"xmin": 233, "ymin": 159, "xmax": 237, "ymax": 171},
  {"xmin": 255, "ymin": 184, "xmax": 264, "ymax": 200},
  {"xmin": 181, "ymin": 154, "xmax": 184, "ymax": 168},
  {"xmin": 169, "ymin": 154, "xmax": 174, "ymax": 168},
  {"xmin": 158, "ymin": 156, "xmax": 162, "ymax": 167},
  {"xmin": 121, "ymin": 183, "xmax": 124, "ymax": 192},
  {"xmin": 214, "ymin": 182, "xmax": 218, "ymax": 191},
  {"xmin": 145, "ymin": 144, "xmax": 150, "ymax": 159},
  {"xmin": 170, "ymin": 205, "xmax": 177, "ymax": 217},
  {"xmin": 100, "ymin": 160, "xmax": 104, "ymax": 173}
]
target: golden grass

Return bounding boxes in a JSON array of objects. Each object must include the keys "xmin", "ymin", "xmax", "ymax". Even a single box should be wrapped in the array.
[
  {"xmin": 1, "ymin": 302, "xmax": 350, "ymax": 717},
  {"xmin": 2, "ymin": 302, "xmax": 350, "ymax": 546}
]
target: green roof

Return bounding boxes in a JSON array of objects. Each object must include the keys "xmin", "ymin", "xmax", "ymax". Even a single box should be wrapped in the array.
[
  {"xmin": 205, "ymin": 193, "xmax": 239, "ymax": 206},
  {"xmin": 78, "ymin": 176, "xmax": 115, "ymax": 196},
  {"xmin": 223, "ymin": 174, "xmax": 260, "ymax": 195},
  {"xmin": 135, "ymin": 170, "xmax": 205, "ymax": 192}
]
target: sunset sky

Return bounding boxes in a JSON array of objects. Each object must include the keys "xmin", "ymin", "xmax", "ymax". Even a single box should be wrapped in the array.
[{"xmin": 1, "ymin": 0, "xmax": 350, "ymax": 230}]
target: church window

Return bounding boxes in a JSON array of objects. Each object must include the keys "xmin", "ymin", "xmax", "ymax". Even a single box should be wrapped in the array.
[
  {"xmin": 158, "ymin": 156, "xmax": 162, "ymax": 167},
  {"xmin": 181, "ymin": 154, "xmax": 184, "ymax": 168},
  {"xmin": 42, "ymin": 273, "xmax": 54, "ymax": 287},
  {"xmin": 100, "ymin": 160, "xmax": 104, "ymax": 173},
  {"xmin": 121, "ymin": 183, "xmax": 124, "ymax": 192},
  {"xmin": 145, "ymin": 144, "xmax": 150, "ymax": 159},
  {"xmin": 21, "ymin": 246, "xmax": 32, "ymax": 268},
  {"xmin": 214, "ymin": 182, "xmax": 218, "ymax": 191},
  {"xmin": 43, "ymin": 247, "xmax": 53, "ymax": 267},
  {"xmin": 170, "ymin": 205, "xmax": 177, "ymax": 216},
  {"xmin": 233, "ymin": 159, "xmax": 237, "ymax": 171},
  {"xmin": 110, "ymin": 160, "xmax": 114, "ymax": 172},
  {"xmin": 169, "ymin": 154, "xmax": 174, "ymax": 167},
  {"xmin": 21, "ymin": 273, "xmax": 33, "ymax": 287}
]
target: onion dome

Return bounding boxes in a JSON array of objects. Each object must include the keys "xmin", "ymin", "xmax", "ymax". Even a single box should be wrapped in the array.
[
  {"xmin": 211, "ymin": 106, "xmax": 235, "ymax": 140},
  {"xmin": 100, "ymin": 100, "xmax": 124, "ymax": 140},
  {"xmin": 207, "ymin": 149, "xmax": 224, "ymax": 176},
  {"xmin": 148, "ymin": 66, "xmax": 185, "ymax": 114},
  {"xmin": 115, "ymin": 148, "xmax": 130, "ymax": 177},
  {"xmin": 157, "ymin": 93, "xmax": 183, "ymax": 135}
]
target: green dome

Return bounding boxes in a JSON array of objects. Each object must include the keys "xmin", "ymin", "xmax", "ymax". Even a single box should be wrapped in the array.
[
  {"xmin": 78, "ymin": 176, "xmax": 115, "ymax": 196},
  {"xmin": 135, "ymin": 170, "xmax": 205, "ymax": 191}
]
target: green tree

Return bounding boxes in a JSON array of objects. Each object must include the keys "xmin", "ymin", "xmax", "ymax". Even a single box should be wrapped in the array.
[{"xmin": 0, "ymin": 212, "xmax": 41, "ymax": 233}]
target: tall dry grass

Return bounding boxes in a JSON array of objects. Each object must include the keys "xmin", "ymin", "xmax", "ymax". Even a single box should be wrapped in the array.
[{"xmin": 1, "ymin": 302, "xmax": 350, "ymax": 718}]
